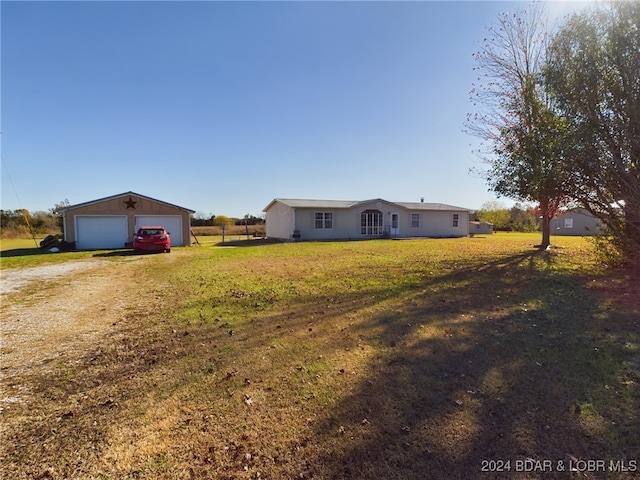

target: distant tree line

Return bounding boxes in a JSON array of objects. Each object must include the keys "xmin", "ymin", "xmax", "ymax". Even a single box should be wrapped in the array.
[
  {"xmin": 2, "ymin": 204, "xmax": 267, "ymax": 238},
  {"xmin": 0, "ymin": 209, "xmax": 60, "ymax": 238},
  {"xmin": 190, "ymin": 213, "xmax": 265, "ymax": 227},
  {"xmin": 474, "ymin": 201, "xmax": 539, "ymax": 232}
]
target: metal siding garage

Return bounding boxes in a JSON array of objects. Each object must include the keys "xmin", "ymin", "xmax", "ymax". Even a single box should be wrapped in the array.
[
  {"xmin": 135, "ymin": 215, "xmax": 183, "ymax": 246},
  {"xmin": 76, "ymin": 216, "xmax": 128, "ymax": 250},
  {"xmin": 60, "ymin": 192, "xmax": 195, "ymax": 250}
]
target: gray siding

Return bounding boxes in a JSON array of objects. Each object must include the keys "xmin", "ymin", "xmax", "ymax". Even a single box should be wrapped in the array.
[
  {"xmin": 265, "ymin": 199, "xmax": 470, "ymax": 240},
  {"xmin": 265, "ymin": 201, "xmax": 296, "ymax": 240},
  {"xmin": 552, "ymin": 209, "xmax": 602, "ymax": 236}
]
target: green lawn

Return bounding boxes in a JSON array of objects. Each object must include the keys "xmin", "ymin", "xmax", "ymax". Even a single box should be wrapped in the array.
[
  {"xmin": 0, "ymin": 237, "xmax": 109, "ymax": 268},
  {"xmin": 1, "ymin": 234, "xmax": 638, "ymax": 479}
]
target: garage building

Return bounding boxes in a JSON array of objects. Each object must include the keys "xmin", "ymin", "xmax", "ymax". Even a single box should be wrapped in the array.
[{"xmin": 58, "ymin": 191, "xmax": 195, "ymax": 250}]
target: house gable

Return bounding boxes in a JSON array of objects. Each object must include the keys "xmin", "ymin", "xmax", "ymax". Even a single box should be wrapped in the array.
[{"xmin": 59, "ymin": 191, "xmax": 195, "ymax": 215}]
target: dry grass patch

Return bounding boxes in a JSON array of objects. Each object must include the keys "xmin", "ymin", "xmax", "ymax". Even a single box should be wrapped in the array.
[{"xmin": 1, "ymin": 235, "xmax": 638, "ymax": 479}]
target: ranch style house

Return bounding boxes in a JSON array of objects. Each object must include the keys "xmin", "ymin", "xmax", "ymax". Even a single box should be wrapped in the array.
[{"xmin": 263, "ymin": 198, "xmax": 470, "ymax": 241}]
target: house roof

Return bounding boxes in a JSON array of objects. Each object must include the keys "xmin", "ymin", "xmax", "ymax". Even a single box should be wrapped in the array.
[
  {"xmin": 266, "ymin": 199, "xmax": 359, "ymax": 210},
  {"xmin": 57, "ymin": 191, "xmax": 196, "ymax": 213},
  {"xmin": 264, "ymin": 198, "xmax": 469, "ymax": 212},
  {"xmin": 394, "ymin": 202, "xmax": 469, "ymax": 212}
]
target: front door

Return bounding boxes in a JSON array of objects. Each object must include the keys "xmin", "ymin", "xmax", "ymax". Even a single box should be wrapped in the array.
[{"xmin": 390, "ymin": 212, "xmax": 400, "ymax": 236}]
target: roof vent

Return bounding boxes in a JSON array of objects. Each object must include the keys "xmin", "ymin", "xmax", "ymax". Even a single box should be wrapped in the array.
[{"xmin": 420, "ymin": 197, "xmax": 424, "ymax": 203}]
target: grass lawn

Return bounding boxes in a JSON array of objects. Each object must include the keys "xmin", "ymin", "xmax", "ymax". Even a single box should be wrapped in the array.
[
  {"xmin": 1, "ymin": 234, "xmax": 638, "ymax": 479},
  {"xmin": 0, "ymin": 238, "xmax": 112, "ymax": 268}
]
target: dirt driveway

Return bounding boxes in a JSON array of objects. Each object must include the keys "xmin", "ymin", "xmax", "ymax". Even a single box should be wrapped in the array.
[{"xmin": 0, "ymin": 256, "xmax": 161, "ymax": 404}]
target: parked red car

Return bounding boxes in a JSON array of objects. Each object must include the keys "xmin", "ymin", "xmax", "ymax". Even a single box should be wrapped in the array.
[{"xmin": 133, "ymin": 226, "xmax": 171, "ymax": 253}]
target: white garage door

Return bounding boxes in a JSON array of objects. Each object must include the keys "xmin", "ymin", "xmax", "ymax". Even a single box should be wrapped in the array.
[
  {"xmin": 135, "ymin": 215, "xmax": 183, "ymax": 246},
  {"xmin": 76, "ymin": 216, "xmax": 128, "ymax": 250}
]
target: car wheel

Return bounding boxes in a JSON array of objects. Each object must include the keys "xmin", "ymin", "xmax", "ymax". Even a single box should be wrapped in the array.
[{"xmin": 166, "ymin": 248, "xmax": 171, "ymax": 253}]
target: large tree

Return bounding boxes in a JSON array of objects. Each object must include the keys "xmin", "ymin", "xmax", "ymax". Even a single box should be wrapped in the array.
[
  {"xmin": 467, "ymin": 4, "xmax": 568, "ymax": 249},
  {"xmin": 544, "ymin": 1, "xmax": 640, "ymax": 266}
]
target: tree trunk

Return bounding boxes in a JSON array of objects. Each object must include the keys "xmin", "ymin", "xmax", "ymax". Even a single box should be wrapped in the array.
[
  {"xmin": 538, "ymin": 199, "xmax": 551, "ymax": 250},
  {"xmin": 540, "ymin": 215, "xmax": 551, "ymax": 250},
  {"xmin": 623, "ymin": 197, "xmax": 640, "ymax": 269}
]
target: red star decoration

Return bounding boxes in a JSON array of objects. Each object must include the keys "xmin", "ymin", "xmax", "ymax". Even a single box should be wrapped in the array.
[{"xmin": 124, "ymin": 197, "xmax": 137, "ymax": 209}]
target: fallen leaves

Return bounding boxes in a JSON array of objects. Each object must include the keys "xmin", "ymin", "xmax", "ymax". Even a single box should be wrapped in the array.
[{"xmin": 99, "ymin": 398, "xmax": 117, "ymax": 408}]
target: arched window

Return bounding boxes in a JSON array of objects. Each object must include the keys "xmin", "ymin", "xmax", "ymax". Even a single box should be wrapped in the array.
[{"xmin": 361, "ymin": 210, "xmax": 383, "ymax": 235}]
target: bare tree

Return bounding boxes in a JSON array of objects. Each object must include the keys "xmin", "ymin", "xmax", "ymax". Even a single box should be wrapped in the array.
[{"xmin": 467, "ymin": 4, "xmax": 568, "ymax": 249}]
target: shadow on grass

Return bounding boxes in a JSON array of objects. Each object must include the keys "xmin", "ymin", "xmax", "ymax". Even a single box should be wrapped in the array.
[
  {"xmin": 0, "ymin": 247, "xmax": 50, "ymax": 257},
  {"xmin": 93, "ymin": 250, "xmax": 149, "ymax": 257},
  {"xmin": 2, "ymin": 248, "xmax": 637, "ymax": 479},
  {"xmin": 214, "ymin": 238, "xmax": 285, "ymax": 247},
  {"xmin": 1, "ymin": 247, "xmax": 135, "ymax": 258},
  {"xmin": 301, "ymin": 251, "xmax": 639, "ymax": 479}
]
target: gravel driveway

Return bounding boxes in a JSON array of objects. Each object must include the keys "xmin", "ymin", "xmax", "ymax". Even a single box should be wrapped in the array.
[
  {"xmin": 0, "ymin": 261, "xmax": 109, "ymax": 295},
  {"xmin": 1, "ymin": 257, "xmax": 150, "ymax": 404}
]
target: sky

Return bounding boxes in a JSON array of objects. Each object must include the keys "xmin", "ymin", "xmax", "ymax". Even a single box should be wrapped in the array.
[{"xmin": 1, "ymin": 0, "xmax": 592, "ymax": 218}]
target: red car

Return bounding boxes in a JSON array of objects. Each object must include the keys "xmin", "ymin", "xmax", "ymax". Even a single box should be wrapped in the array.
[{"xmin": 133, "ymin": 226, "xmax": 171, "ymax": 253}]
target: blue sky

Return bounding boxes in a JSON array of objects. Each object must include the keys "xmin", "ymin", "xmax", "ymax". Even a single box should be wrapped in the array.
[{"xmin": 1, "ymin": 1, "xmax": 590, "ymax": 218}]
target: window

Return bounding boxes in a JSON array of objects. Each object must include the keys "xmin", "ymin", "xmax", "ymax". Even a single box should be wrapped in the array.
[
  {"xmin": 411, "ymin": 213, "xmax": 420, "ymax": 228},
  {"xmin": 564, "ymin": 218, "xmax": 573, "ymax": 229},
  {"xmin": 315, "ymin": 212, "xmax": 333, "ymax": 229},
  {"xmin": 361, "ymin": 210, "xmax": 383, "ymax": 235},
  {"xmin": 325, "ymin": 213, "xmax": 333, "ymax": 229},
  {"xmin": 453, "ymin": 213, "xmax": 459, "ymax": 227}
]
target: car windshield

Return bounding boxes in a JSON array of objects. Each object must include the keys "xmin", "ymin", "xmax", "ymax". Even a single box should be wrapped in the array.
[{"xmin": 140, "ymin": 229, "xmax": 164, "ymax": 236}]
